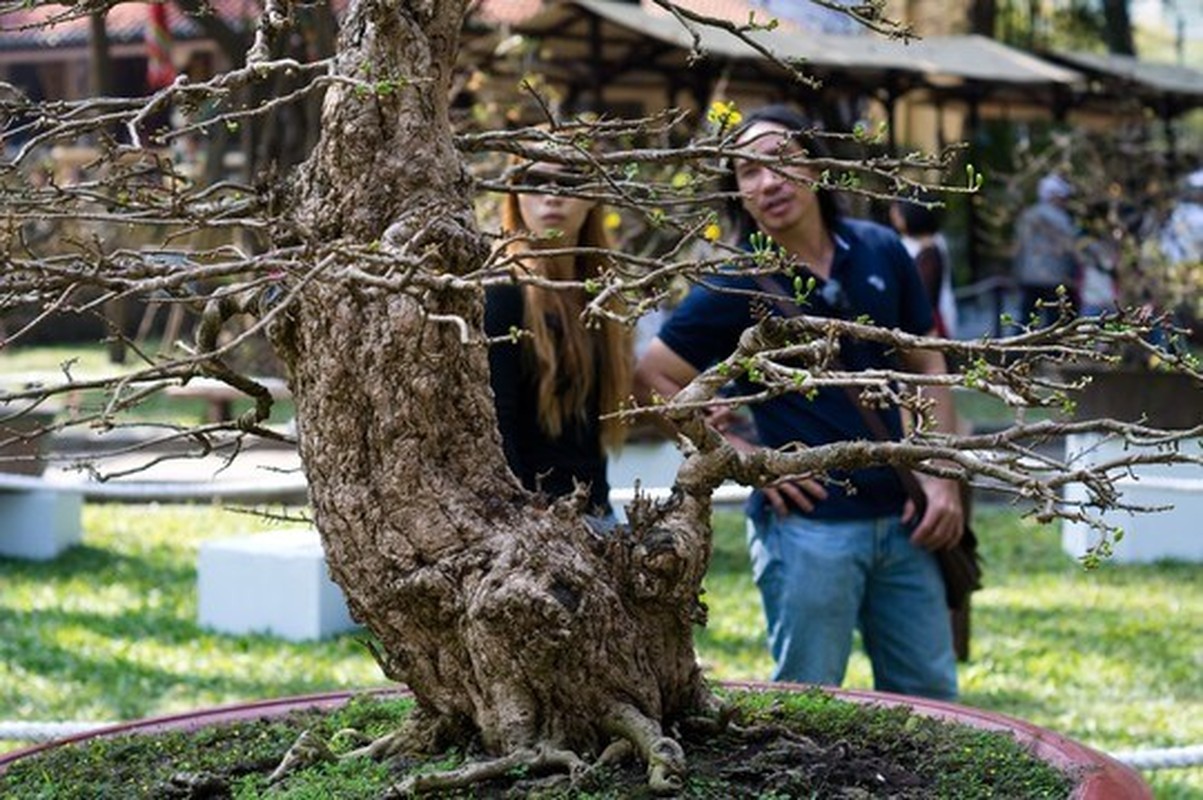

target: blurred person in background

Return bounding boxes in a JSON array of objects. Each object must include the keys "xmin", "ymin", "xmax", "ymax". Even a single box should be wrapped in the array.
[
  {"xmin": 1013, "ymin": 173, "xmax": 1079, "ymax": 328},
  {"xmin": 889, "ymin": 196, "xmax": 959, "ymax": 338}
]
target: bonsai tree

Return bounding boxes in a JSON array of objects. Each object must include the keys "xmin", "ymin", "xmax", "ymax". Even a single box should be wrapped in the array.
[{"xmin": 1, "ymin": 1, "xmax": 1198, "ymax": 793}]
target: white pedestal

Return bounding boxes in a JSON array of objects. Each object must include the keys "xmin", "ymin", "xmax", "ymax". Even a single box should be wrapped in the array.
[
  {"xmin": 1062, "ymin": 433, "xmax": 1203, "ymax": 563},
  {"xmin": 607, "ymin": 440, "xmax": 683, "ymax": 493},
  {"xmin": 0, "ymin": 488, "xmax": 83, "ymax": 561},
  {"xmin": 606, "ymin": 439, "xmax": 750, "ymax": 517},
  {"xmin": 198, "ymin": 529, "xmax": 357, "ymax": 641}
]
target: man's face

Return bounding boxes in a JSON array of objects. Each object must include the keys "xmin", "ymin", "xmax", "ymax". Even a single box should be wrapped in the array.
[{"xmin": 732, "ymin": 121, "xmax": 819, "ymax": 237}]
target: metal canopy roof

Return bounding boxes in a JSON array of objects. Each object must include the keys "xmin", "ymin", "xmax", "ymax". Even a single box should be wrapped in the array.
[
  {"xmin": 514, "ymin": 0, "xmax": 1085, "ymax": 105},
  {"xmin": 1045, "ymin": 50, "xmax": 1203, "ymax": 114}
]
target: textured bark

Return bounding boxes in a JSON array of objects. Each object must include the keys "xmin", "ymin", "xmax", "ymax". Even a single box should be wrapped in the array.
[{"xmin": 271, "ymin": 0, "xmax": 715, "ymax": 762}]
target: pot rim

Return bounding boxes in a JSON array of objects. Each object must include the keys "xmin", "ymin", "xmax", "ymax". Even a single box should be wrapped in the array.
[{"xmin": 0, "ymin": 682, "xmax": 1149, "ymax": 799}]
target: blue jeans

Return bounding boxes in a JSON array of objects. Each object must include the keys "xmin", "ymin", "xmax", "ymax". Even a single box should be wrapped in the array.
[{"xmin": 747, "ymin": 511, "xmax": 958, "ymax": 700}]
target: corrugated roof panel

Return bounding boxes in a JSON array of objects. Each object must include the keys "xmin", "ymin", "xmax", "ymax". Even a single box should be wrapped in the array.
[
  {"xmin": 519, "ymin": 2, "xmax": 1083, "ymax": 87},
  {"xmin": 1053, "ymin": 50, "xmax": 1203, "ymax": 98}
]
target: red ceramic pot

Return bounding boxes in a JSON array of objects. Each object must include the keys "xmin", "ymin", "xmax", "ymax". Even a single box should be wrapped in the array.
[{"xmin": 0, "ymin": 684, "xmax": 1150, "ymax": 799}]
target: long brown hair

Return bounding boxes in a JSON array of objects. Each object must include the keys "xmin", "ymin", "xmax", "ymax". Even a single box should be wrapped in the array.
[{"xmin": 500, "ymin": 191, "xmax": 632, "ymax": 451}]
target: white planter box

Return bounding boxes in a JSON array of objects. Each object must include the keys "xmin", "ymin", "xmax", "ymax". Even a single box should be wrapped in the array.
[
  {"xmin": 198, "ymin": 529, "xmax": 357, "ymax": 641},
  {"xmin": 0, "ymin": 485, "xmax": 82, "ymax": 561}
]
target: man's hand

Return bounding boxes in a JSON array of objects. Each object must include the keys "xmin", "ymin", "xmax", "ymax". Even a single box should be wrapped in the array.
[
  {"xmin": 904, "ymin": 474, "xmax": 963, "ymax": 551},
  {"xmin": 763, "ymin": 477, "xmax": 829, "ymax": 516}
]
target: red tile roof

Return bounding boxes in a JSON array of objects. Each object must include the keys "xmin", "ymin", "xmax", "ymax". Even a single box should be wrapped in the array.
[
  {"xmin": 473, "ymin": 0, "xmax": 786, "ymax": 28},
  {"xmin": 0, "ymin": 0, "xmax": 784, "ymax": 52},
  {"xmin": 646, "ymin": 0, "xmax": 777, "ymax": 25},
  {"xmin": 0, "ymin": 0, "xmax": 260, "ymax": 50},
  {"xmin": 472, "ymin": 0, "xmax": 544, "ymax": 25}
]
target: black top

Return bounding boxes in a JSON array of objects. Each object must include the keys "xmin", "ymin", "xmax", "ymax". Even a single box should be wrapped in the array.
[{"xmin": 485, "ymin": 283, "xmax": 611, "ymax": 514}]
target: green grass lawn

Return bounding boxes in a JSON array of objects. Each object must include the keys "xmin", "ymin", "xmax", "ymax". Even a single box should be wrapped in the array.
[
  {"xmin": 1, "ymin": 342, "xmax": 295, "ymax": 427},
  {"xmin": 0, "ymin": 343, "xmax": 129, "ymax": 378},
  {"xmin": 1, "ymin": 504, "xmax": 1200, "ymax": 797}
]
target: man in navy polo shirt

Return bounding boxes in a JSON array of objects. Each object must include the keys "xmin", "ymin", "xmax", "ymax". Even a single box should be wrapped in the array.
[{"xmin": 635, "ymin": 105, "xmax": 963, "ymax": 700}]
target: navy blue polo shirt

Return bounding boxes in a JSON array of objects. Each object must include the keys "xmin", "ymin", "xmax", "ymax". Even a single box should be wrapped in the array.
[{"xmin": 657, "ymin": 218, "xmax": 934, "ymax": 520}]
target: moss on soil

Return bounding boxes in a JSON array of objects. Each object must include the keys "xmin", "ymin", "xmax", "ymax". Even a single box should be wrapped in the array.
[{"xmin": 0, "ymin": 689, "xmax": 1072, "ymax": 799}]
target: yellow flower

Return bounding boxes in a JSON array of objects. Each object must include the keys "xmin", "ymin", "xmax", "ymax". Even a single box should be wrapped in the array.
[
  {"xmin": 671, "ymin": 171, "xmax": 691, "ymax": 189},
  {"xmin": 703, "ymin": 222, "xmax": 722, "ymax": 242},
  {"xmin": 603, "ymin": 211, "xmax": 623, "ymax": 231},
  {"xmin": 707, "ymin": 100, "xmax": 743, "ymax": 130}
]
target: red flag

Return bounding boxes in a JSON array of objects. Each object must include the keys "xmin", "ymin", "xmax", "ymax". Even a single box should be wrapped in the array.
[{"xmin": 146, "ymin": 2, "xmax": 176, "ymax": 89}]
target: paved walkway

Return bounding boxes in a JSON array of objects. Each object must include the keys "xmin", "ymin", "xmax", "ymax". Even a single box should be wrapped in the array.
[
  {"xmin": 38, "ymin": 430, "xmax": 307, "ymax": 504},
  {"xmin": 34, "ymin": 424, "xmax": 1063, "ymax": 508}
]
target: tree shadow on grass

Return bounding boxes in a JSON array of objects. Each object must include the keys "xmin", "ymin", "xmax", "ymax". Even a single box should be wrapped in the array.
[
  {"xmin": 1, "ymin": 538, "xmax": 379, "ymax": 723},
  {"xmin": 0, "ymin": 543, "xmax": 194, "ymax": 595},
  {"xmin": 0, "ymin": 606, "xmax": 377, "ymax": 720}
]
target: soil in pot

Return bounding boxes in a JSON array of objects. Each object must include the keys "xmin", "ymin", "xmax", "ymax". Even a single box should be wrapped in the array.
[{"xmin": 0, "ymin": 688, "xmax": 1075, "ymax": 799}]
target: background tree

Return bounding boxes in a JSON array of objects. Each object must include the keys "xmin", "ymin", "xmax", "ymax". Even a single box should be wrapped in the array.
[
  {"xmin": 992, "ymin": 0, "xmax": 1135, "ymax": 53},
  {"xmin": 1, "ymin": 0, "xmax": 1198, "ymax": 793},
  {"xmin": 1101, "ymin": 0, "xmax": 1136, "ymax": 55},
  {"xmin": 970, "ymin": 0, "xmax": 998, "ymax": 36}
]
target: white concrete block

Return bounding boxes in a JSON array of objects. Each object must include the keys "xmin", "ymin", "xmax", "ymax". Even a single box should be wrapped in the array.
[
  {"xmin": 606, "ymin": 440, "xmax": 749, "ymax": 520},
  {"xmin": 607, "ymin": 440, "xmax": 682, "ymax": 493},
  {"xmin": 1063, "ymin": 433, "xmax": 1203, "ymax": 563},
  {"xmin": 198, "ymin": 529, "xmax": 357, "ymax": 641},
  {"xmin": 0, "ymin": 488, "xmax": 83, "ymax": 561}
]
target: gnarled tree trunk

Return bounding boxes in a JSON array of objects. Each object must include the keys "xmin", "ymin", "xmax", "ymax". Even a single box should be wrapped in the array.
[{"xmin": 270, "ymin": 0, "xmax": 716, "ymax": 775}]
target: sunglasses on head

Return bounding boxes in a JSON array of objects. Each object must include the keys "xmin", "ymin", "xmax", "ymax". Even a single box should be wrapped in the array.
[{"xmin": 519, "ymin": 168, "xmax": 589, "ymax": 191}]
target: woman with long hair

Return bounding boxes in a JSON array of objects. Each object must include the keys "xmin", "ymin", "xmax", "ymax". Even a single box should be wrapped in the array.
[{"xmin": 485, "ymin": 163, "xmax": 633, "ymax": 519}]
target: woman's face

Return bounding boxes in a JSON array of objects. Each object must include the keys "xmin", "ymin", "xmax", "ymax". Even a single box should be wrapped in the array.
[
  {"xmin": 732, "ymin": 121, "xmax": 819, "ymax": 237},
  {"xmin": 517, "ymin": 165, "xmax": 596, "ymax": 245}
]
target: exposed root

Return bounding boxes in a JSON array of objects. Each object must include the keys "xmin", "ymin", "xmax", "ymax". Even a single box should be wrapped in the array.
[
  {"xmin": 341, "ymin": 703, "xmax": 475, "ymax": 762},
  {"xmin": 603, "ymin": 702, "xmax": 687, "ymax": 795},
  {"xmin": 647, "ymin": 737, "xmax": 688, "ymax": 794},
  {"xmin": 595, "ymin": 738, "xmax": 634, "ymax": 768},
  {"xmin": 729, "ymin": 719, "xmax": 821, "ymax": 746},
  {"xmin": 341, "ymin": 728, "xmax": 412, "ymax": 760},
  {"xmin": 674, "ymin": 690, "xmax": 738, "ymax": 738},
  {"xmin": 267, "ymin": 729, "xmax": 334, "ymax": 785},
  {"xmin": 385, "ymin": 743, "xmax": 586, "ymax": 797},
  {"xmin": 269, "ymin": 705, "xmax": 483, "ymax": 790},
  {"xmin": 329, "ymin": 727, "xmax": 372, "ymax": 750}
]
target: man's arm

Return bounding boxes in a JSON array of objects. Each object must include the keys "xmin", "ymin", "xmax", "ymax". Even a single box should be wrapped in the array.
[
  {"xmin": 898, "ymin": 338, "xmax": 964, "ymax": 551},
  {"xmin": 633, "ymin": 338, "xmax": 699, "ymax": 409},
  {"xmin": 635, "ymin": 338, "xmax": 827, "ymax": 515}
]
